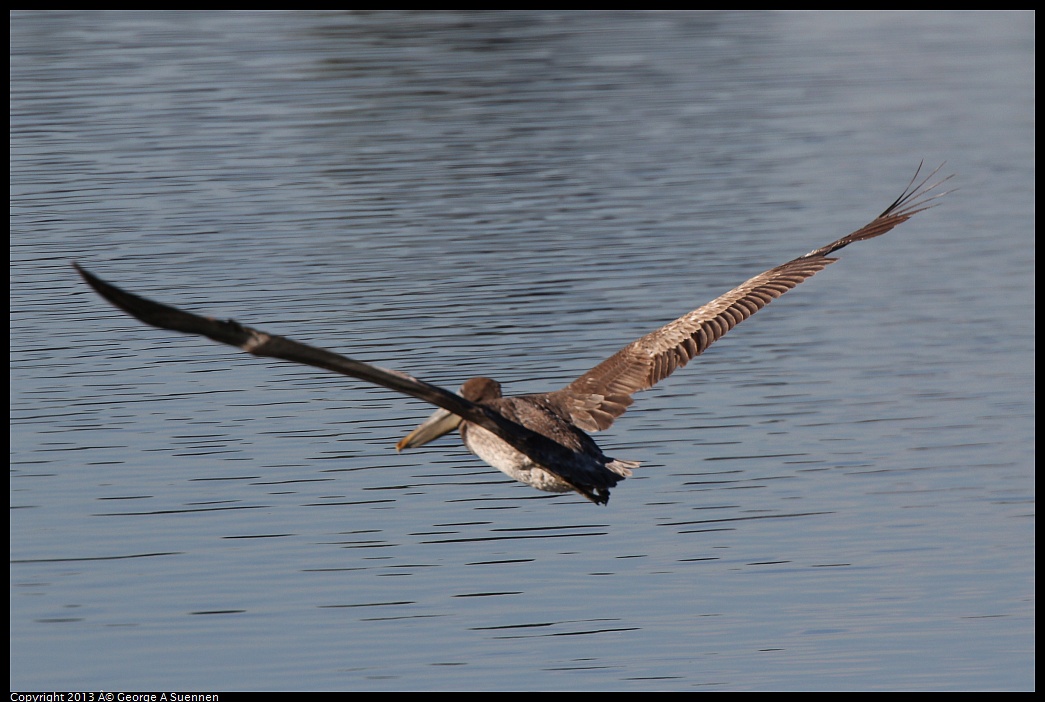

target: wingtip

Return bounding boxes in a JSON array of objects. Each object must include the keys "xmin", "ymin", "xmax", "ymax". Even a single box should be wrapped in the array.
[
  {"xmin": 73, "ymin": 261, "xmax": 96, "ymax": 288},
  {"xmin": 884, "ymin": 161, "xmax": 956, "ymax": 218},
  {"xmin": 72, "ymin": 261, "xmax": 97, "ymax": 285}
]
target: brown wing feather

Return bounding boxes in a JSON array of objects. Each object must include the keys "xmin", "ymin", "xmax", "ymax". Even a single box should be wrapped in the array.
[
  {"xmin": 549, "ymin": 163, "xmax": 953, "ymax": 433},
  {"xmin": 72, "ymin": 263, "xmax": 617, "ymax": 492}
]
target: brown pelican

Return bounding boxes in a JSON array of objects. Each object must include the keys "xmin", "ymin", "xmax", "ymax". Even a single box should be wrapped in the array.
[{"xmin": 75, "ymin": 165, "xmax": 950, "ymax": 504}]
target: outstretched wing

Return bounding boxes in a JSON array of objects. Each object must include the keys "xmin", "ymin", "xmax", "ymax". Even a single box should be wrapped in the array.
[
  {"xmin": 73, "ymin": 263, "xmax": 611, "ymax": 493},
  {"xmin": 547, "ymin": 164, "xmax": 953, "ymax": 433}
]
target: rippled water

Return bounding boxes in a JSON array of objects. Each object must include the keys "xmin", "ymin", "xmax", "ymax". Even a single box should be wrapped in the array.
[{"xmin": 11, "ymin": 11, "xmax": 1034, "ymax": 691}]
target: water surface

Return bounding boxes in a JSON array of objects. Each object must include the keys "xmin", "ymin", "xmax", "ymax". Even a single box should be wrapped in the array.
[{"xmin": 11, "ymin": 11, "xmax": 1034, "ymax": 691}]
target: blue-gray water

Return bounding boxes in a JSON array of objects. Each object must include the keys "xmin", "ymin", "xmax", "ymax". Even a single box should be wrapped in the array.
[{"xmin": 11, "ymin": 11, "xmax": 1033, "ymax": 691}]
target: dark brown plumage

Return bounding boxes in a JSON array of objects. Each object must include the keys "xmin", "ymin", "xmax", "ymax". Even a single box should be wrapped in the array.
[{"xmin": 76, "ymin": 164, "xmax": 951, "ymax": 504}]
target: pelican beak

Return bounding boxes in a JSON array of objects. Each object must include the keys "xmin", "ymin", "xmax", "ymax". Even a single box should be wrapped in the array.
[{"xmin": 396, "ymin": 407, "xmax": 463, "ymax": 451}]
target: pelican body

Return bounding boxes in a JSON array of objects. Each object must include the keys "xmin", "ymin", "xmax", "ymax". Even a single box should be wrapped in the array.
[
  {"xmin": 396, "ymin": 377, "xmax": 639, "ymax": 500},
  {"xmin": 75, "ymin": 165, "xmax": 949, "ymax": 504}
]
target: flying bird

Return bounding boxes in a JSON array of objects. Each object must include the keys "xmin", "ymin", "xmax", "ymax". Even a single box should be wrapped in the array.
[{"xmin": 75, "ymin": 165, "xmax": 950, "ymax": 504}]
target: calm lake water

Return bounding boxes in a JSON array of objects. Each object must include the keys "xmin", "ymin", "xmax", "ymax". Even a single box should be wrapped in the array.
[{"xmin": 11, "ymin": 11, "xmax": 1034, "ymax": 691}]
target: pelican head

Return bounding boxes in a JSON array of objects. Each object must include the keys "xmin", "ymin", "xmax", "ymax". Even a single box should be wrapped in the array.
[{"xmin": 396, "ymin": 378, "xmax": 502, "ymax": 451}]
